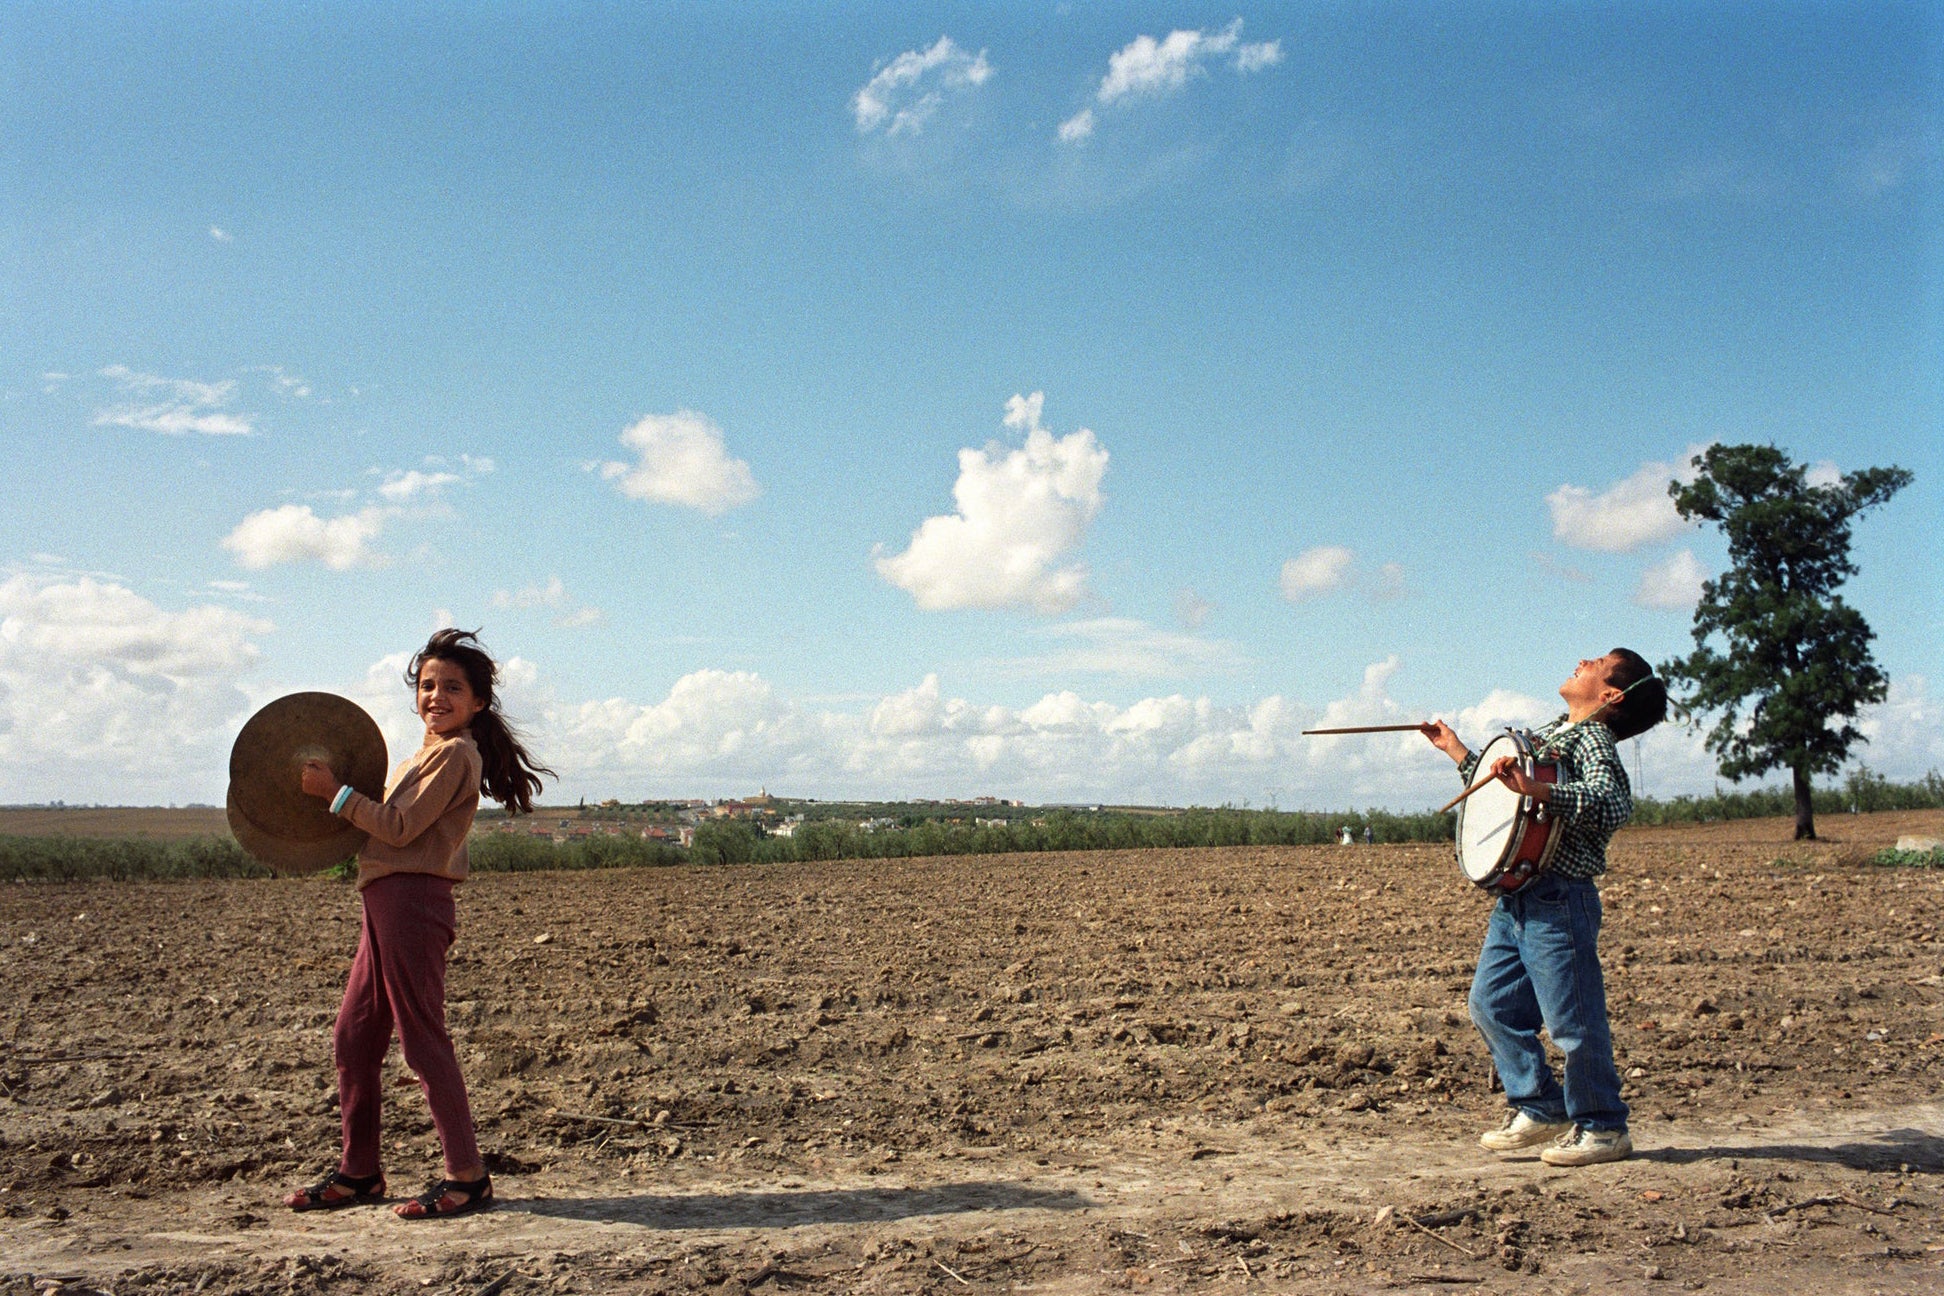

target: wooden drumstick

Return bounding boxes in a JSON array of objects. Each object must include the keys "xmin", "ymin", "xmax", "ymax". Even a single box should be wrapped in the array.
[
  {"xmin": 1439, "ymin": 772, "xmax": 1500, "ymax": 815},
  {"xmin": 1300, "ymin": 724, "xmax": 1428, "ymax": 735}
]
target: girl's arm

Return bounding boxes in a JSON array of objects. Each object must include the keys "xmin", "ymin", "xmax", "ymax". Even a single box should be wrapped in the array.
[{"xmin": 336, "ymin": 742, "xmax": 478, "ymax": 849}]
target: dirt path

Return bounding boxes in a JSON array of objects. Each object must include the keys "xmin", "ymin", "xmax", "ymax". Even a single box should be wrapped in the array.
[
  {"xmin": 5, "ymin": 811, "xmax": 1941, "ymax": 1293},
  {"xmin": 7, "ymin": 1098, "xmax": 1940, "ymax": 1294}
]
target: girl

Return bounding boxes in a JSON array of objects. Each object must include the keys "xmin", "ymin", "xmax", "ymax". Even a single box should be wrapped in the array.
[{"xmin": 284, "ymin": 628, "xmax": 552, "ymax": 1219}]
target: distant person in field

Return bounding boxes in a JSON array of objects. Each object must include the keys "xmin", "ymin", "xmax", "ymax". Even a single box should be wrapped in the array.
[
  {"xmin": 1418, "ymin": 648, "xmax": 1666, "ymax": 1167},
  {"xmin": 284, "ymin": 628, "xmax": 553, "ymax": 1220}
]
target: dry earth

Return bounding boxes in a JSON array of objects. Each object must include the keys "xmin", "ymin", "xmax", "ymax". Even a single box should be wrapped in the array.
[
  {"xmin": 0, "ymin": 809, "xmax": 234, "ymax": 843},
  {"xmin": 3, "ymin": 811, "xmax": 1941, "ymax": 1295}
]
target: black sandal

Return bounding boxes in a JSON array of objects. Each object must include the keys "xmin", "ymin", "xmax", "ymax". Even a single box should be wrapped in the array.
[
  {"xmin": 286, "ymin": 1168, "xmax": 385, "ymax": 1211},
  {"xmin": 397, "ymin": 1174, "xmax": 493, "ymax": 1220}
]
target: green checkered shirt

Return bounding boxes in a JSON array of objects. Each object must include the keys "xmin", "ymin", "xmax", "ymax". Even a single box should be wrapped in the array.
[{"xmin": 1458, "ymin": 716, "xmax": 1634, "ymax": 880}]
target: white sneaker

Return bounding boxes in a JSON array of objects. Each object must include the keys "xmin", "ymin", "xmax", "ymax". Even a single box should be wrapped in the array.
[
  {"xmin": 1479, "ymin": 1110, "xmax": 1573, "ymax": 1153},
  {"xmin": 1540, "ymin": 1125, "xmax": 1633, "ymax": 1167}
]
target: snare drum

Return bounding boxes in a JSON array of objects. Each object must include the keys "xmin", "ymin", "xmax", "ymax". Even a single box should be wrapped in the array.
[{"xmin": 1454, "ymin": 729, "xmax": 1561, "ymax": 893}]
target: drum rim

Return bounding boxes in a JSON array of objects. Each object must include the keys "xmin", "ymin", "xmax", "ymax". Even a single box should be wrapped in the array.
[{"xmin": 1456, "ymin": 728, "xmax": 1538, "ymax": 883}]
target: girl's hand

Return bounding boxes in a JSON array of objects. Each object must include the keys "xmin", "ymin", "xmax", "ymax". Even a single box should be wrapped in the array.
[
  {"xmin": 1419, "ymin": 720, "xmax": 1470, "ymax": 766},
  {"xmin": 299, "ymin": 759, "xmax": 342, "ymax": 802},
  {"xmin": 1491, "ymin": 755, "xmax": 1550, "ymax": 801}
]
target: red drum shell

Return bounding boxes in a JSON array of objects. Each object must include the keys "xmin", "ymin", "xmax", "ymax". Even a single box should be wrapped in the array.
[{"xmin": 1454, "ymin": 729, "xmax": 1561, "ymax": 893}]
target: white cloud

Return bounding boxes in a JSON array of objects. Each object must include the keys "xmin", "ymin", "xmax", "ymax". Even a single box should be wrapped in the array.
[
  {"xmin": 0, "ymin": 574, "xmax": 270, "ymax": 802},
  {"xmin": 209, "ymin": 226, "xmax": 233, "ymax": 242},
  {"xmin": 378, "ymin": 470, "xmax": 462, "ymax": 501},
  {"xmin": 93, "ymin": 364, "xmax": 253, "ymax": 437},
  {"xmin": 1856, "ymin": 674, "xmax": 1944, "ymax": 777},
  {"xmin": 599, "ymin": 410, "xmax": 760, "ymax": 515},
  {"xmin": 251, "ymin": 365, "xmax": 312, "ymax": 399},
  {"xmin": 1001, "ymin": 617, "xmax": 1250, "ymax": 679},
  {"xmin": 1547, "ymin": 445, "xmax": 1706, "ymax": 552},
  {"xmin": 517, "ymin": 654, "xmax": 1436, "ymax": 807},
  {"xmin": 492, "ymin": 576, "xmax": 604, "ymax": 629},
  {"xmin": 1173, "ymin": 587, "xmax": 1213, "ymax": 629},
  {"xmin": 1805, "ymin": 460, "xmax": 1844, "ymax": 488},
  {"xmin": 875, "ymin": 393, "xmax": 1108, "ymax": 614},
  {"xmin": 1062, "ymin": 18, "xmax": 1281, "ymax": 142},
  {"xmin": 548, "ymin": 669, "xmax": 808, "ymax": 782},
  {"xmin": 221, "ymin": 504, "xmax": 389, "ymax": 570},
  {"xmin": 1233, "ymin": 40, "xmax": 1284, "ymax": 73},
  {"xmin": 12, "ymin": 618, "xmax": 1939, "ymax": 807},
  {"xmin": 1279, "ymin": 546, "xmax": 1355, "ymax": 600},
  {"xmin": 853, "ymin": 36, "xmax": 993, "ymax": 136},
  {"xmin": 494, "ymin": 576, "xmax": 569, "ymax": 611},
  {"xmin": 1635, "ymin": 548, "xmax": 1710, "ymax": 610},
  {"xmin": 378, "ymin": 454, "xmax": 491, "ymax": 500}
]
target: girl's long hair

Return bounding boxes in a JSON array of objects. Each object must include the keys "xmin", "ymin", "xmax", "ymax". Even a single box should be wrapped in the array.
[{"xmin": 409, "ymin": 628, "xmax": 555, "ymax": 814}]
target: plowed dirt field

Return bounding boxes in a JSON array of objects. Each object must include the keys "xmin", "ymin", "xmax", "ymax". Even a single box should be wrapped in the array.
[{"xmin": 4, "ymin": 811, "xmax": 1942, "ymax": 1295}]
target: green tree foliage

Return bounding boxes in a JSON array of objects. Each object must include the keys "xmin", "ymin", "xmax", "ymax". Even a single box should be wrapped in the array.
[
  {"xmin": 1663, "ymin": 444, "xmax": 1911, "ymax": 840},
  {"xmin": 690, "ymin": 819, "xmax": 759, "ymax": 866}
]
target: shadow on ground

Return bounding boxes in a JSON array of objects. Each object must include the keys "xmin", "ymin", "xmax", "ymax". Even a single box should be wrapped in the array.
[
  {"xmin": 1636, "ymin": 1128, "xmax": 1944, "ymax": 1174},
  {"xmin": 503, "ymin": 1180, "xmax": 1093, "ymax": 1229}
]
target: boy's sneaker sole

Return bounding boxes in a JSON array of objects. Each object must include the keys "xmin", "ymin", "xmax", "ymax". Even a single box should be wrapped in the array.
[
  {"xmin": 1540, "ymin": 1129, "xmax": 1632, "ymax": 1166},
  {"xmin": 1479, "ymin": 1113, "xmax": 1572, "ymax": 1153}
]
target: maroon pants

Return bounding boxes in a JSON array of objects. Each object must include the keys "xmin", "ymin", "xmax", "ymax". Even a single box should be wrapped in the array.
[{"xmin": 333, "ymin": 872, "xmax": 479, "ymax": 1178}]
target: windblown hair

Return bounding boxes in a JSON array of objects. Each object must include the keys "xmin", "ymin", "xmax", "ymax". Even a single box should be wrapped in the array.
[
  {"xmin": 408, "ymin": 628, "xmax": 554, "ymax": 814},
  {"xmin": 1601, "ymin": 647, "xmax": 1668, "ymax": 742}
]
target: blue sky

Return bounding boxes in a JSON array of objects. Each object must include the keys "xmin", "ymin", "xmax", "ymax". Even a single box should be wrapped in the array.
[{"xmin": 2, "ymin": 2, "xmax": 1938, "ymax": 809}]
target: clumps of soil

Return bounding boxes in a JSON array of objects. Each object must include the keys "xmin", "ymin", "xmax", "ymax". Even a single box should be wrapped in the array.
[{"xmin": 4, "ymin": 810, "xmax": 1942, "ymax": 1292}]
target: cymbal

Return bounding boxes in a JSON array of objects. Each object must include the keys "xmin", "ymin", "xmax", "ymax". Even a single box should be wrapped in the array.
[
  {"xmin": 227, "ymin": 790, "xmax": 368, "ymax": 876},
  {"xmin": 227, "ymin": 692, "xmax": 387, "ymax": 869}
]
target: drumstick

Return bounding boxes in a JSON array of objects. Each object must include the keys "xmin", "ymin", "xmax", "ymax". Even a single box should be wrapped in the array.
[
  {"xmin": 1439, "ymin": 774, "xmax": 1498, "ymax": 815},
  {"xmin": 1300, "ymin": 724, "xmax": 1428, "ymax": 735}
]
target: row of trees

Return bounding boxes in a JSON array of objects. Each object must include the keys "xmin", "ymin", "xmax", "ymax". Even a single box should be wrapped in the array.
[
  {"xmin": 686, "ymin": 806, "xmax": 1455, "ymax": 866},
  {"xmin": 6, "ymin": 770, "xmax": 1937, "ymax": 882}
]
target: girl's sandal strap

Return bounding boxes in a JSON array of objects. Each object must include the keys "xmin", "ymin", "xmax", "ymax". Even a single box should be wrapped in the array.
[
  {"xmin": 399, "ymin": 1174, "xmax": 493, "ymax": 1220},
  {"xmin": 288, "ymin": 1169, "xmax": 384, "ymax": 1211}
]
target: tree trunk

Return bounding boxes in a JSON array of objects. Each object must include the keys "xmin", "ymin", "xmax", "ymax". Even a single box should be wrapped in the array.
[{"xmin": 1792, "ymin": 763, "xmax": 1816, "ymax": 840}]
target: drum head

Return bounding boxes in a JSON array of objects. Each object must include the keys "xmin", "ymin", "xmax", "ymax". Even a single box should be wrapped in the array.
[{"xmin": 1456, "ymin": 732, "xmax": 1524, "ymax": 882}]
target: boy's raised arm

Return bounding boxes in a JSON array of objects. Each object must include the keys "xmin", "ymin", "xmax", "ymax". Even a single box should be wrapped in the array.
[{"xmin": 1419, "ymin": 720, "xmax": 1471, "ymax": 768}]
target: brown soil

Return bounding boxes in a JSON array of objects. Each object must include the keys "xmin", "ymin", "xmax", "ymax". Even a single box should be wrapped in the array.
[
  {"xmin": 3, "ymin": 811, "xmax": 1941, "ymax": 1295},
  {"xmin": 0, "ymin": 808, "xmax": 234, "ymax": 841}
]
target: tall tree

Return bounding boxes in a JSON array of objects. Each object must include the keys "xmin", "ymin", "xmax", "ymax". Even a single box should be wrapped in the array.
[{"xmin": 1663, "ymin": 444, "xmax": 1911, "ymax": 840}]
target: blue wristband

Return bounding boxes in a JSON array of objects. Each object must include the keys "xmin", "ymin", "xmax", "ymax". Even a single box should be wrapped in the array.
[{"xmin": 330, "ymin": 786, "xmax": 353, "ymax": 816}]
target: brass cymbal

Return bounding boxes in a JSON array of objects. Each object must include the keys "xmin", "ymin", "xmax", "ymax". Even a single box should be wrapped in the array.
[
  {"xmin": 227, "ymin": 790, "xmax": 369, "ymax": 877},
  {"xmin": 227, "ymin": 691, "xmax": 387, "ymax": 850}
]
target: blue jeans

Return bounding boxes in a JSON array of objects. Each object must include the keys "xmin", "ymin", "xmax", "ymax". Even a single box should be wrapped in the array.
[{"xmin": 1467, "ymin": 872, "xmax": 1627, "ymax": 1132}]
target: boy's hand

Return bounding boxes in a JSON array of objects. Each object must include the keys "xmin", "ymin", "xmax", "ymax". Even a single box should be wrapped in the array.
[
  {"xmin": 1419, "ymin": 720, "xmax": 1470, "ymax": 766},
  {"xmin": 299, "ymin": 759, "xmax": 342, "ymax": 802},
  {"xmin": 1491, "ymin": 755, "xmax": 1550, "ymax": 801}
]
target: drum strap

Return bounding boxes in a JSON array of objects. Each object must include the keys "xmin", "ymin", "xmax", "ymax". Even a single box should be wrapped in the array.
[{"xmin": 1534, "ymin": 676, "xmax": 1657, "ymax": 758}]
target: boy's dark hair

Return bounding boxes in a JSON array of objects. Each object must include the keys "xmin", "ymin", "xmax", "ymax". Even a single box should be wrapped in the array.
[
  {"xmin": 1602, "ymin": 647, "xmax": 1668, "ymax": 742},
  {"xmin": 410, "ymin": 628, "xmax": 556, "ymax": 814}
]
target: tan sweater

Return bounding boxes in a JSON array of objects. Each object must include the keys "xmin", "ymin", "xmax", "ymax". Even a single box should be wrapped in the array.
[{"xmin": 340, "ymin": 730, "xmax": 483, "ymax": 890}]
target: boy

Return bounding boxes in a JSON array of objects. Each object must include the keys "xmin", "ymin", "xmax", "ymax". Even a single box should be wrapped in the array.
[{"xmin": 1420, "ymin": 649, "xmax": 1667, "ymax": 1166}]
